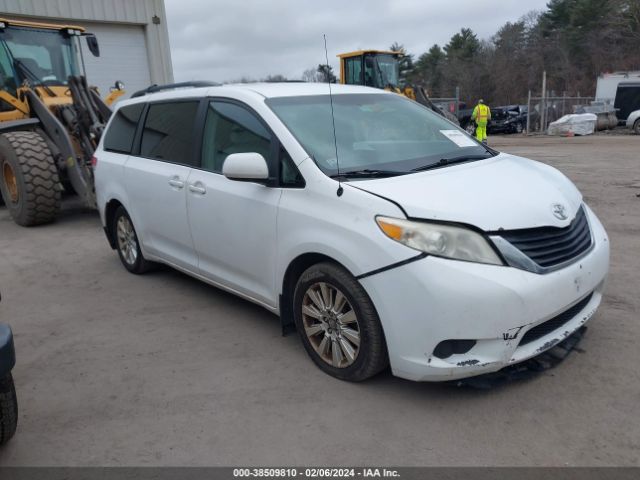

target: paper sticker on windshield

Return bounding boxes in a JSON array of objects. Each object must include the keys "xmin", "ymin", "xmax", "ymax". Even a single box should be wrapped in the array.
[{"xmin": 440, "ymin": 130, "xmax": 478, "ymax": 148}]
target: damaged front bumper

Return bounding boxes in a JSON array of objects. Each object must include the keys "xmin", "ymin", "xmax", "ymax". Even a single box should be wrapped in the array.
[
  {"xmin": 360, "ymin": 206, "xmax": 609, "ymax": 382},
  {"xmin": 456, "ymin": 326, "xmax": 587, "ymax": 388}
]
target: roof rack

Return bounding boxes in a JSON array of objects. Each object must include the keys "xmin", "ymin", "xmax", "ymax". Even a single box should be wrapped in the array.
[{"xmin": 131, "ymin": 81, "xmax": 220, "ymax": 98}]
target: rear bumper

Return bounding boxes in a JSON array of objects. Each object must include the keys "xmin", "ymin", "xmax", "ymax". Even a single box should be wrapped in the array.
[
  {"xmin": 0, "ymin": 324, "xmax": 15, "ymax": 378},
  {"xmin": 360, "ymin": 205, "xmax": 610, "ymax": 382}
]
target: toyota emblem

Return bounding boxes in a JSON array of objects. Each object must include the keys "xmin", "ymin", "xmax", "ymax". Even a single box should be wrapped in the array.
[{"xmin": 552, "ymin": 203, "xmax": 568, "ymax": 220}]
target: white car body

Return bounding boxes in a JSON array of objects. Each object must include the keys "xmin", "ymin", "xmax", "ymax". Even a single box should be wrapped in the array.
[
  {"xmin": 626, "ymin": 109, "xmax": 640, "ymax": 132},
  {"xmin": 95, "ymin": 83, "xmax": 609, "ymax": 382}
]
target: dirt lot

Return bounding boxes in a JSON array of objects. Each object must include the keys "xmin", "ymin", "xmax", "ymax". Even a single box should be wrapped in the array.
[{"xmin": 0, "ymin": 135, "xmax": 638, "ymax": 466}]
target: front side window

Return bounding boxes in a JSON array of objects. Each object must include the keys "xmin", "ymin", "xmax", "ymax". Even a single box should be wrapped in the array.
[
  {"xmin": 344, "ymin": 57, "xmax": 363, "ymax": 85},
  {"xmin": 103, "ymin": 103, "xmax": 145, "ymax": 154},
  {"xmin": 140, "ymin": 101, "xmax": 199, "ymax": 165},
  {"xmin": 267, "ymin": 93, "xmax": 490, "ymax": 177},
  {"xmin": 201, "ymin": 101, "xmax": 272, "ymax": 173}
]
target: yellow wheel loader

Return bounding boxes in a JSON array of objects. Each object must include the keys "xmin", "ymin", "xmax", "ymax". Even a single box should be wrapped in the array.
[
  {"xmin": 337, "ymin": 50, "xmax": 459, "ymax": 124},
  {"xmin": 0, "ymin": 17, "xmax": 123, "ymax": 226}
]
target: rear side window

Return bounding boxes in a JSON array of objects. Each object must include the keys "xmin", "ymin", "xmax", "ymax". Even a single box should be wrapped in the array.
[
  {"xmin": 103, "ymin": 103, "xmax": 144, "ymax": 154},
  {"xmin": 140, "ymin": 101, "xmax": 200, "ymax": 165}
]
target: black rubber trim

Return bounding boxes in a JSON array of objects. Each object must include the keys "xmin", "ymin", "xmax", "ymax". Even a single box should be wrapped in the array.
[
  {"xmin": 348, "ymin": 184, "xmax": 409, "ymax": 218},
  {"xmin": 356, "ymin": 253, "xmax": 427, "ymax": 280}
]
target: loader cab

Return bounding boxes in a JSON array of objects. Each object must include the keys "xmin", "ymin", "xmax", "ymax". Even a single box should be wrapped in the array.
[
  {"xmin": 0, "ymin": 18, "xmax": 98, "ymax": 102},
  {"xmin": 338, "ymin": 50, "xmax": 401, "ymax": 90}
]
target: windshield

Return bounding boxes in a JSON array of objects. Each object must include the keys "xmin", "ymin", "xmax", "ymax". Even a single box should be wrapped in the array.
[
  {"xmin": 0, "ymin": 26, "xmax": 80, "ymax": 91},
  {"xmin": 364, "ymin": 54, "xmax": 399, "ymax": 88},
  {"xmin": 266, "ymin": 93, "xmax": 490, "ymax": 177}
]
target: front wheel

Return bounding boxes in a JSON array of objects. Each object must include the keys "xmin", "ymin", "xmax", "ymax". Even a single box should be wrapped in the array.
[
  {"xmin": 634, "ymin": 119, "xmax": 640, "ymax": 135},
  {"xmin": 0, "ymin": 373, "xmax": 17, "ymax": 445},
  {"xmin": 112, "ymin": 206, "xmax": 153, "ymax": 274},
  {"xmin": 0, "ymin": 131, "xmax": 61, "ymax": 226},
  {"xmin": 293, "ymin": 262, "xmax": 388, "ymax": 382}
]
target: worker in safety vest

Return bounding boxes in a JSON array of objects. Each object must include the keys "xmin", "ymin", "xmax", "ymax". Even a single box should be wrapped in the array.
[{"xmin": 471, "ymin": 99, "xmax": 491, "ymax": 143}]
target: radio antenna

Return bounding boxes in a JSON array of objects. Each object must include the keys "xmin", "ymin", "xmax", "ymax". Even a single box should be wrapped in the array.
[{"xmin": 323, "ymin": 34, "xmax": 343, "ymax": 197}]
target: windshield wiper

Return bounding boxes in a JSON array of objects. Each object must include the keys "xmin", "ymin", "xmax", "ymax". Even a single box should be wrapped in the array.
[
  {"xmin": 13, "ymin": 58, "xmax": 56, "ymax": 97},
  {"xmin": 412, "ymin": 154, "xmax": 493, "ymax": 172},
  {"xmin": 330, "ymin": 169, "xmax": 408, "ymax": 179}
]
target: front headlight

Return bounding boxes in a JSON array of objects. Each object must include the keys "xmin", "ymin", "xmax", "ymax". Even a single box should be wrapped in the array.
[{"xmin": 376, "ymin": 216, "xmax": 504, "ymax": 265}]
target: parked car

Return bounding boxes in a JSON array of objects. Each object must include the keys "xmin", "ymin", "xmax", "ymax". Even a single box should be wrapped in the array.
[
  {"xmin": 487, "ymin": 105, "xmax": 533, "ymax": 134},
  {"xmin": 626, "ymin": 109, "xmax": 640, "ymax": 134},
  {"xmin": 95, "ymin": 83, "xmax": 609, "ymax": 383},
  {"xmin": 0, "ymin": 292, "xmax": 18, "ymax": 445}
]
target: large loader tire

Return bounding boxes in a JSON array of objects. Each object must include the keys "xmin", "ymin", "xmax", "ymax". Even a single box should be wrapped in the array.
[{"xmin": 0, "ymin": 131, "xmax": 61, "ymax": 226}]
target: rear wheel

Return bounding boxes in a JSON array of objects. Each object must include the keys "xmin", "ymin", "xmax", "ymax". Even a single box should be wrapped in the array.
[
  {"xmin": 634, "ymin": 119, "xmax": 640, "ymax": 135},
  {"xmin": 0, "ymin": 131, "xmax": 61, "ymax": 226},
  {"xmin": 0, "ymin": 373, "xmax": 17, "ymax": 445},
  {"xmin": 293, "ymin": 262, "xmax": 388, "ymax": 381},
  {"xmin": 112, "ymin": 206, "xmax": 153, "ymax": 274}
]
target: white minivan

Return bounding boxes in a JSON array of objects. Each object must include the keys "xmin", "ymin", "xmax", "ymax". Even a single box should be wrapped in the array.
[{"xmin": 95, "ymin": 82, "xmax": 609, "ymax": 382}]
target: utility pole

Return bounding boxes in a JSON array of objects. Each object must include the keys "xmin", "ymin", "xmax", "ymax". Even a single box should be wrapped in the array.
[
  {"xmin": 541, "ymin": 70, "xmax": 547, "ymax": 133},
  {"xmin": 526, "ymin": 90, "xmax": 531, "ymax": 135}
]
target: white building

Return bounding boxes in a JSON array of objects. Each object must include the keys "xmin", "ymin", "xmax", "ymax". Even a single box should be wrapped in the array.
[{"xmin": 0, "ymin": 0, "xmax": 173, "ymax": 98}]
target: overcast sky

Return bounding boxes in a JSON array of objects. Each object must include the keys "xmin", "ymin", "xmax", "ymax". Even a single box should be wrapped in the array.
[{"xmin": 164, "ymin": 0, "xmax": 549, "ymax": 83}]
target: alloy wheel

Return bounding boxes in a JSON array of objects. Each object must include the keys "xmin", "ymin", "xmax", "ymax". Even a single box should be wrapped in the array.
[
  {"xmin": 117, "ymin": 215, "xmax": 139, "ymax": 266},
  {"xmin": 301, "ymin": 282, "xmax": 361, "ymax": 368}
]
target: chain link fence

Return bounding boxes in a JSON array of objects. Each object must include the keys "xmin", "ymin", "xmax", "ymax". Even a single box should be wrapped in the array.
[{"xmin": 526, "ymin": 93, "xmax": 594, "ymax": 134}]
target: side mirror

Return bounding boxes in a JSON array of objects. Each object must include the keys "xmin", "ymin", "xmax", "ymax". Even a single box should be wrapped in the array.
[
  {"xmin": 85, "ymin": 34, "xmax": 100, "ymax": 57},
  {"xmin": 222, "ymin": 153, "xmax": 269, "ymax": 182}
]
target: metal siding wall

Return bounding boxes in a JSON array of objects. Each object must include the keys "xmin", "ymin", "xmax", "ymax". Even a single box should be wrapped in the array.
[
  {"xmin": 0, "ymin": 0, "xmax": 149, "ymax": 23},
  {"xmin": 0, "ymin": 0, "xmax": 174, "ymax": 84}
]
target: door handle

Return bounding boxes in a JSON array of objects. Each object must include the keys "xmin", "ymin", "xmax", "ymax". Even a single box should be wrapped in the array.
[
  {"xmin": 168, "ymin": 177, "xmax": 185, "ymax": 189},
  {"xmin": 188, "ymin": 183, "xmax": 206, "ymax": 195}
]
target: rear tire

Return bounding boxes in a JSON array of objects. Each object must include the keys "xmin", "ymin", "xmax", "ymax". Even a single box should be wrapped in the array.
[
  {"xmin": 293, "ymin": 262, "xmax": 388, "ymax": 382},
  {"xmin": 112, "ymin": 206, "xmax": 153, "ymax": 274},
  {"xmin": 0, "ymin": 131, "xmax": 61, "ymax": 226},
  {"xmin": 0, "ymin": 373, "xmax": 17, "ymax": 445},
  {"xmin": 634, "ymin": 119, "xmax": 640, "ymax": 135}
]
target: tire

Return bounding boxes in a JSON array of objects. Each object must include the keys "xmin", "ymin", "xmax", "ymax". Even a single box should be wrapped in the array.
[
  {"xmin": 515, "ymin": 122, "xmax": 524, "ymax": 134},
  {"xmin": 293, "ymin": 262, "xmax": 388, "ymax": 382},
  {"xmin": 0, "ymin": 131, "xmax": 61, "ymax": 226},
  {"xmin": 112, "ymin": 206, "xmax": 153, "ymax": 274},
  {"xmin": 634, "ymin": 119, "xmax": 640, "ymax": 135},
  {"xmin": 0, "ymin": 373, "xmax": 17, "ymax": 445}
]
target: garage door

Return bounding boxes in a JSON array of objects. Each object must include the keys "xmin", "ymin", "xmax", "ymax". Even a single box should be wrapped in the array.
[{"xmin": 80, "ymin": 22, "xmax": 151, "ymax": 102}]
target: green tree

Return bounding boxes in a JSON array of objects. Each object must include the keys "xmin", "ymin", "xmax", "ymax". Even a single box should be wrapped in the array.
[
  {"xmin": 317, "ymin": 64, "xmax": 337, "ymax": 83},
  {"xmin": 389, "ymin": 42, "xmax": 414, "ymax": 85},
  {"xmin": 444, "ymin": 28, "xmax": 480, "ymax": 60},
  {"xmin": 413, "ymin": 44, "xmax": 445, "ymax": 96}
]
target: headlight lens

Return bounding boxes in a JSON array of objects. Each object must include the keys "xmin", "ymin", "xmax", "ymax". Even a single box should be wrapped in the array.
[{"xmin": 376, "ymin": 216, "xmax": 503, "ymax": 265}]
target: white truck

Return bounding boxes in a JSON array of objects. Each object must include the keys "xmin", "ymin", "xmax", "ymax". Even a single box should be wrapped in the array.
[{"xmin": 595, "ymin": 71, "xmax": 640, "ymax": 103}]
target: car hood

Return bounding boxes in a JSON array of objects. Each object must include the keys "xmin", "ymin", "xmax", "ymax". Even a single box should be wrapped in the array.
[{"xmin": 353, "ymin": 153, "xmax": 583, "ymax": 231}]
